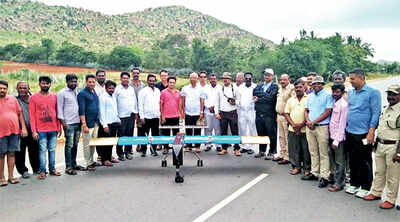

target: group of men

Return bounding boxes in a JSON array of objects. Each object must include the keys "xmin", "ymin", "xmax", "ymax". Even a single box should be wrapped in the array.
[{"xmin": 0, "ymin": 67, "xmax": 399, "ymax": 210}]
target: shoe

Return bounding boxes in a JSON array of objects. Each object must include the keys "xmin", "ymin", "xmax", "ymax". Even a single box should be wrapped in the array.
[
  {"xmin": 7, "ymin": 178, "xmax": 20, "ymax": 184},
  {"xmin": 136, "ymin": 147, "xmax": 141, "ymax": 152},
  {"xmin": 254, "ymin": 152, "xmax": 265, "ymax": 158},
  {"xmin": 97, "ymin": 156, "xmax": 101, "ymax": 162},
  {"xmin": 216, "ymin": 147, "xmax": 222, "ymax": 152},
  {"xmin": 37, "ymin": 172, "xmax": 46, "ymax": 180},
  {"xmin": 396, "ymin": 205, "xmax": 400, "ymax": 210},
  {"xmin": 328, "ymin": 185, "xmax": 343, "ymax": 192},
  {"xmin": 247, "ymin": 149, "xmax": 254, "ymax": 155},
  {"xmin": 278, "ymin": 159, "xmax": 290, "ymax": 165},
  {"xmin": 73, "ymin": 165, "xmax": 87, "ymax": 171},
  {"xmin": 91, "ymin": 162, "xmax": 102, "ymax": 167},
  {"xmin": 240, "ymin": 148, "xmax": 249, "ymax": 153},
  {"xmin": 264, "ymin": 153, "xmax": 274, "ymax": 160},
  {"xmin": 380, "ymin": 201, "xmax": 395, "ymax": 209},
  {"xmin": 185, "ymin": 147, "xmax": 192, "ymax": 152},
  {"xmin": 318, "ymin": 178, "xmax": 329, "ymax": 188},
  {"xmin": 290, "ymin": 168, "xmax": 301, "ymax": 175},
  {"xmin": 363, "ymin": 194, "xmax": 381, "ymax": 201},
  {"xmin": 86, "ymin": 165, "xmax": 96, "ymax": 171},
  {"xmin": 126, "ymin": 154, "xmax": 133, "ymax": 160},
  {"xmin": 355, "ymin": 189, "xmax": 369, "ymax": 198},
  {"xmin": 103, "ymin": 160, "xmax": 113, "ymax": 167},
  {"xmin": 345, "ymin": 186, "xmax": 360, "ymax": 195},
  {"xmin": 22, "ymin": 172, "xmax": 30, "ymax": 179},
  {"xmin": 328, "ymin": 173, "xmax": 335, "ymax": 184},
  {"xmin": 152, "ymin": 151, "xmax": 158, "ymax": 157},
  {"xmin": 234, "ymin": 149, "xmax": 242, "ymax": 157},
  {"xmin": 0, "ymin": 179, "xmax": 8, "ymax": 186},
  {"xmin": 111, "ymin": 158, "xmax": 120, "ymax": 163},
  {"xmin": 141, "ymin": 152, "xmax": 146, "ymax": 157},
  {"xmin": 301, "ymin": 174, "xmax": 318, "ymax": 181},
  {"xmin": 272, "ymin": 157, "xmax": 283, "ymax": 162},
  {"xmin": 50, "ymin": 170, "xmax": 61, "ymax": 176},
  {"xmin": 118, "ymin": 156, "xmax": 126, "ymax": 161},
  {"xmin": 65, "ymin": 168, "xmax": 77, "ymax": 175},
  {"xmin": 205, "ymin": 146, "xmax": 212, "ymax": 152},
  {"xmin": 218, "ymin": 150, "xmax": 228, "ymax": 155}
]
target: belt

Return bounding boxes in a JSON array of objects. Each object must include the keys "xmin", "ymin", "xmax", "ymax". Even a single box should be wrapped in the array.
[
  {"xmin": 377, "ymin": 137, "xmax": 398, "ymax": 145},
  {"xmin": 314, "ymin": 123, "xmax": 329, "ymax": 126},
  {"xmin": 220, "ymin": 110, "xmax": 237, "ymax": 114}
]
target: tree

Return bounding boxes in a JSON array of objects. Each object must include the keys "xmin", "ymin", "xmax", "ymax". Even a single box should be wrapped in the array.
[
  {"xmin": 41, "ymin": 39, "xmax": 55, "ymax": 63},
  {"xmin": 191, "ymin": 38, "xmax": 213, "ymax": 73},
  {"xmin": 102, "ymin": 46, "xmax": 141, "ymax": 70}
]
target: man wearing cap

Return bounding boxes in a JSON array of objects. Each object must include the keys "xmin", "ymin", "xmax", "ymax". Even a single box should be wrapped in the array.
[
  {"xmin": 363, "ymin": 84, "xmax": 400, "ymax": 209},
  {"xmin": 303, "ymin": 75, "xmax": 333, "ymax": 188},
  {"xmin": 253, "ymin": 68, "xmax": 279, "ymax": 160},
  {"xmin": 345, "ymin": 68, "xmax": 381, "ymax": 198},
  {"xmin": 215, "ymin": 72, "xmax": 241, "ymax": 156},
  {"xmin": 275, "ymin": 74, "xmax": 294, "ymax": 164}
]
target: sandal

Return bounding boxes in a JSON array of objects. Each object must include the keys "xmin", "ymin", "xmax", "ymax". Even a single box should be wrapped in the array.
[
  {"xmin": 234, "ymin": 150, "xmax": 242, "ymax": 157},
  {"xmin": 38, "ymin": 172, "xmax": 46, "ymax": 180},
  {"xmin": 65, "ymin": 168, "xmax": 77, "ymax": 176},
  {"xmin": 0, "ymin": 179, "xmax": 8, "ymax": 186},
  {"xmin": 86, "ymin": 166, "xmax": 96, "ymax": 171},
  {"xmin": 50, "ymin": 170, "xmax": 61, "ymax": 176},
  {"xmin": 8, "ymin": 178, "xmax": 20, "ymax": 184}
]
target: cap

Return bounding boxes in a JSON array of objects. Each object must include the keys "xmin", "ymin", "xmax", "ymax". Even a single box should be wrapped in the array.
[
  {"xmin": 221, "ymin": 72, "xmax": 232, "ymax": 79},
  {"xmin": 311, "ymin": 75, "xmax": 325, "ymax": 85},
  {"xmin": 263, "ymin": 68, "xmax": 274, "ymax": 75},
  {"xmin": 386, "ymin": 84, "xmax": 400, "ymax": 94}
]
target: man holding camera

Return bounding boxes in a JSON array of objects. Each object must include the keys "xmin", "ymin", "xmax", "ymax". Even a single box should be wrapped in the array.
[{"xmin": 215, "ymin": 72, "xmax": 241, "ymax": 156}]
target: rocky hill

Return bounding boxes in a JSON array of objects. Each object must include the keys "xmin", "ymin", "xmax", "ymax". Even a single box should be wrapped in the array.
[{"xmin": 0, "ymin": 0, "xmax": 274, "ymax": 52}]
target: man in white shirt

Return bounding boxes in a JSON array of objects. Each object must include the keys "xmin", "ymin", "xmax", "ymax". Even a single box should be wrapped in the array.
[
  {"xmin": 138, "ymin": 74, "xmax": 161, "ymax": 157},
  {"xmin": 114, "ymin": 72, "xmax": 138, "ymax": 161},
  {"xmin": 98, "ymin": 80, "xmax": 120, "ymax": 167},
  {"xmin": 94, "ymin": 69, "xmax": 106, "ymax": 97},
  {"xmin": 236, "ymin": 72, "xmax": 257, "ymax": 155},
  {"xmin": 180, "ymin": 73, "xmax": 205, "ymax": 153},
  {"xmin": 215, "ymin": 72, "xmax": 241, "ymax": 156},
  {"xmin": 203, "ymin": 73, "xmax": 222, "ymax": 152}
]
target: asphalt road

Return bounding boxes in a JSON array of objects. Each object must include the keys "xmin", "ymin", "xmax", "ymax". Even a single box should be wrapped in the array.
[{"xmin": 1, "ymin": 76, "xmax": 400, "ymax": 222}]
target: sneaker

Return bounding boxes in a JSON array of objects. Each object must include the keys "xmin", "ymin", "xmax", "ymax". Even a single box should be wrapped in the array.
[
  {"xmin": 22, "ymin": 172, "xmax": 30, "ymax": 179},
  {"xmin": 216, "ymin": 147, "xmax": 222, "ymax": 152},
  {"xmin": 254, "ymin": 152, "xmax": 265, "ymax": 158},
  {"xmin": 118, "ymin": 155, "xmax": 126, "ymax": 161},
  {"xmin": 264, "ymin": 153, "xmax": 274, "ymax": 160},
  {"xmin": 204, "ymin": 146, "xmax": 212, "ymax": 152},
  {"xmin": 126, "ymin": 153, "xmax": 133, "ymax": 160},
  {"xmin": 345, "ymin": 186, "xmax": 360, "ymax": 195},
  {"xmin": 355, "ymin": 189, "xmax": 369, "ymax": 198}
]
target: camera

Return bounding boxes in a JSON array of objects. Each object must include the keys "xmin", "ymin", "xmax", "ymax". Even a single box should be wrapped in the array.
[{"xmin": 227, "ymin": 98, "xmax": 236, "ymax": 104}]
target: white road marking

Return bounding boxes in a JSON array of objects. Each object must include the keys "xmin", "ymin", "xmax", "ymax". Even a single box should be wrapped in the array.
[{"xmin": 192, "ymin": 173, "xmax": 269, "ymax": 222}]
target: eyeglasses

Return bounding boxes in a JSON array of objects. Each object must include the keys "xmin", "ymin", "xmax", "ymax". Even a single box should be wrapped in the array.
[
  {"xmin": 200, "ymin": 76, "xmax": 207, "ymax": 78},
  {"xmin": 245, "ymin": 78, "xmax": 252, "ymax": 80},
  {"xmin": 132, "ymin": 72, "xmax": 140, "ymax": 75}
]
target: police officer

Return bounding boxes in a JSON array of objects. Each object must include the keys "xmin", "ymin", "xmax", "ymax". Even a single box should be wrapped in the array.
[{"xmin": 363, "ymin": 84, "xmax": 400, "ymax": 209}]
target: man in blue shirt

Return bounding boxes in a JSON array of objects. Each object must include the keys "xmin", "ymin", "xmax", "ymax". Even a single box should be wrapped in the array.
[
  {"xmin": 78, "ymin": 74, "xmax": 100, "ymax": 171},
  {"xmin": 303, "ymin": 76, "xmax": 333, "ymax": 188},
  {"xmin": 345, "ymin": 68, "xmax": 381, "ymax": 198}
]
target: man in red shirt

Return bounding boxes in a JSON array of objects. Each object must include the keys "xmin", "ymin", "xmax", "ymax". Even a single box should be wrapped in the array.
[
  {"xmin": 29, "ymin": 76, "xmax": 61, "ymax": 180},
  {"xmin": 0, "ymin": 80, "xmax": 28, "ymax": 186},
  {"xmin": 160, "ymin": 76, "xmax": 181, "ymax": 154}
]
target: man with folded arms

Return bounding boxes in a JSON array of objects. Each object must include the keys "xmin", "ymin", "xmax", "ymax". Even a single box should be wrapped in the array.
[
  {"xmin": 29, "ymin": 76, "xmax": 62, "ymax": 179},
  {"xmin": 363, "ymin": 84, "xmax": 400, "ymax": 209},
  {"xmin": 327, "ymin": 84, "xmax": 348, "ymax": 192},
  {"xmin": 303, "ymin": 75, "xmax": 333, "ymax": 188},
  {"xmin": 99, "ymin": 80, "xmax": 120, "ymax": 167},
  {"xmin": 284, "ymin": 79, "xmax": 310, "ymax": 176},
  {"xmin": 0, "ymin": 80, "xmax": 27, "ymax": 186},
  {"xmin": 344, "ymin": 68, "xmax": 381, "ymax": 198}
]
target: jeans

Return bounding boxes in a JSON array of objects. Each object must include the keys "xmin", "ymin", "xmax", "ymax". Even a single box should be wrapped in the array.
[
  {"xmin": 38, "ymin": 131, "xmax": 57, "ymax": 173},
  {"xmin": 64, "ymin": 123, "xmax": 81, "ymax": 169}
]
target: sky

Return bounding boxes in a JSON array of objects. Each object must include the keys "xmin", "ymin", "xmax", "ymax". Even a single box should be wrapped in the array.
[{"xmin": 36, "ymin": 0, "xmax": 400, "ymax": 62}]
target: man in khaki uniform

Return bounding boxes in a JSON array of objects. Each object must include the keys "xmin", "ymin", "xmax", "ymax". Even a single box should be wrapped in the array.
[
  {"xmin": 275, "ymin": 74, "xmax": 294, "ymax": 164},
  {"xmin": 363, "ymin": 84, "xmax": 400, "ymax": 209}
]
